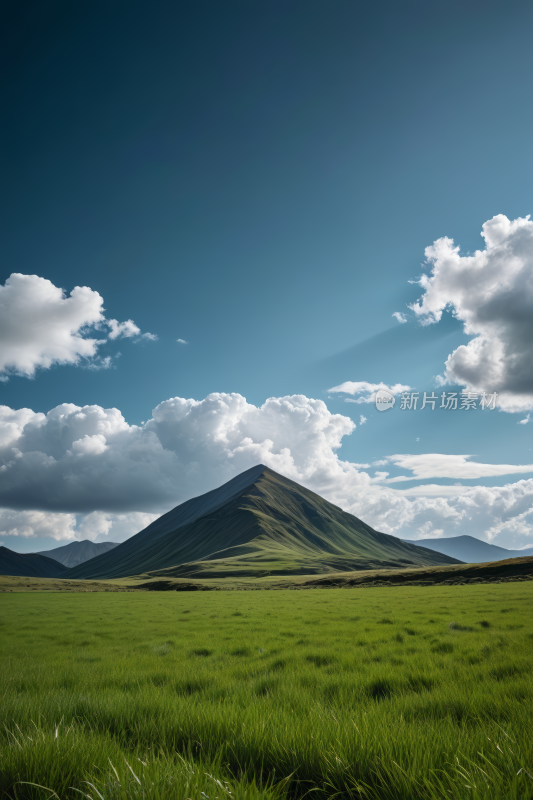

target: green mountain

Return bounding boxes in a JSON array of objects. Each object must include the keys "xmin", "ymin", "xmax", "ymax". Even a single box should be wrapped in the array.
[
  {"xmin": 36, "ymin": 539, "xmax": 119, "ymax": 568},
  {"xmin": 66, "ymin": 465, "xmax": 461, "ymax": 580},
  {"xmin": 0, "ymin": 546, "xmax": 69, "ymax": 578}
]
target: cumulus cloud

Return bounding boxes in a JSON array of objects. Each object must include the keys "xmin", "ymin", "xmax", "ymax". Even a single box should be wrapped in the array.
[
  {"xmin": 0, "ymin": 508, "xmax": 158, "ymax": 543},
  {"xmin": 328, "ymin": 381, "xmax": 412, "ymax": 403},
  {"xmin": 359, "ymin": 415, "xmax": 367, "ymax": 425},
  {"xmin": 0, "ymin": 273, "xmax": 155, "ymax": 379},
  {"xmin": 392, "ymin": 311, "xmax": 407, "ymax": 324},
  {"xmin": 0, "ymin": 406, "xmax": 45, "ymax": 448},
  {"xmin": 519, "ymin": 414, "xmax": 530, "ymax": 425},
  {"xmin": 415, "ymin": 521, "xmax": 444, "ymax": 539},
  {"xmin": 75, "ymin": 511, "xmax": 159, "ymax": 543},
  {"xmin": 107, "ymin": 319, "xmax": 141, "ymax": 339},
  {"xmin": 107, "ymin": 319, "xmax": 158, "ymax": 341},
  {"xmin": 410, "ymin": 215, "xmax": 533, "ymax": 412},
  {"xmin": 0, "ymin": 394, "xmax": 358, "ymax": 514},
  {"xmin": 2, "ymin": 392, "xmax": 533, "ymax": 548},
  {"xmin": 350, "ymin": 480, "xmax": 533, "ymax": 544},
  {"xmin": 176, "ymin": 339, "xmax": 188, "ymax": 344},
  {"xmin": 0, "ymin": 509, "xmax": 78, "ymax": 540}
]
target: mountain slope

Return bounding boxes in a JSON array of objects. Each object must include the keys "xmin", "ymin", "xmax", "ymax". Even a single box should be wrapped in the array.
[
  {"xmin": 36, "ymin": 540, "xmax": 119, "ymax": 568},
  {"xmin": 67, "ymin": 465, "xmax": 460, "ymax": 580},
  {"xmin": 401, "ymin": 535, "xmax": 533, "ymax": 564},
  {"xmin": 0, "ymin": 546, "xmax": 69, "ymax": 578}
]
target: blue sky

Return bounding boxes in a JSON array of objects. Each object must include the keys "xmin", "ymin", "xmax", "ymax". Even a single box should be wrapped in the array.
[{"xmin": 2, "ymin": 0, "xmax": 533, "ymax": 552}]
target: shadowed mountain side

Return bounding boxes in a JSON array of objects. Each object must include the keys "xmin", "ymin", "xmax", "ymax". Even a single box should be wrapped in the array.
[
  {"xmin": 401, "ymin": 535, "xmax": 533, "ymax": 564},
  {"xmin": 150, "ymin": 475, "xmax": 462, "ymax": 579},
  {"xmin": 36, "ymin": 539, "xmax": 119, "ymax": 568},
  {"xmin": 0, "ymin": 546, "xmax": 69, "ymax": 578},
  {"xmin": 67, "ymin": 466, "xmax": 461, "ymax": 580},
  {"xmin": 66, "ymin": 465, "xmax": 268, "ymax": 580}
]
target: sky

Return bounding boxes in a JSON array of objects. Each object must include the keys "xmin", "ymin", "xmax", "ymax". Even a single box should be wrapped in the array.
[{"xmin": 2, "ymin": 0, "xmax": 533, "ymax": 553}]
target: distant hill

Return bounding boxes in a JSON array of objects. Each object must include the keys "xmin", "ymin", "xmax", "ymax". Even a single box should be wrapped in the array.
[
  {"xmin": 67, "ymin": 465, "xmax": 460, "ymax": 580},
  {"xmin": 401, "ymin": 535, "xmax": 533, "ymax": 564},
  {"xmin": 36, "ymin": 540, "xmax": 119, "ymax": 568},
  {"xmin": 0, "ymin": 546, "xmax": 69, "ymax": 578}
]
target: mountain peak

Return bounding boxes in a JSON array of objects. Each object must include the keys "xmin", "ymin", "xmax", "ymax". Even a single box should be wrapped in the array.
[
  {"xmin": 35, "ymin": 539, "xmax": 120, "ymax": 568},
  {"xmin": 67, "ymin": 465, "xmax": 459, "ymax": 580}
]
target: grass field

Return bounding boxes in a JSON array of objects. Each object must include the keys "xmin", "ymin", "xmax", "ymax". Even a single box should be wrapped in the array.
[{"xmin": 2, "ymin": 584, "xmax": 533, "ymax": 799}]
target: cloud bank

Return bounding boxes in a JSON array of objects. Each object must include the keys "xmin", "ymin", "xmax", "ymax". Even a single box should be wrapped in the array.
[
  {"xmin": 0, "ymin": 273, "xmax": 155, "ymax": 379},
  {"xmin": 0, "ymin": 395, "xmax": 358, "ymax": 514},
  {"xmin": 409, "ymin": 214, "xmax": 533, "ymax": 412},
  {"xmin": 1, "ymin": 393, "xmax": 533, "ymax": 547},
  {"xmin": 0, "ymin": 508, "xmax": 159, "ymax": 544}
]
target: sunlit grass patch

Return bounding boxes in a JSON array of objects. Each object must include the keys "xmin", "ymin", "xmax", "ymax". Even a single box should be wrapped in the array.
[{"xmin": 1, "ymin": 583, "xmax": 533, "ymax": 799}]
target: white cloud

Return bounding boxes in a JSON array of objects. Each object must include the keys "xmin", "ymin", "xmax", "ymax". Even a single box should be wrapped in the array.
[
  {"xmin": 519, "ymin": 414, "xmax": 530, "ymax": 425},
  {"xmin": 410, "ymin": 215, "xmax": 533, "ymax": 412},
  {"xmin": 107, "ymin": 320, "xmax": 157, "ymax": 342},
  {"xmin": 387, "ymin": 484, "xmax": 469, "ymax": 497},
  {"xmin": 0, "ymin": 508, "xmax": 159, "ymax": 543},
  {"xmin": 176, "ymin": 339, "xmax": 188, "ymax": 344},
  {"xmin": 71, "ymin": 434, "xmax": 108, "ymax": 456},
  {"xmin": 0, "ymin": 394, "xmax": 359, "ymax": 514},
  {"xmin": 414, "ymin": 521, "xmax": 444, "ymax": 539},
  {"xmin": 85, "ymin": 355, "xmax": 114, "ymax": 371},
  {"xmin": 107, "ymin": 319, "xmax": 141, "ymax": 339},
  {"xmin": 350, "ymin": 480, "xmax": 533, "ymax": 544},
  {"xmin": 392, "ymin": 311, "xmax": 407, "ymax": 324},
  {"xmin": 1, "ymin": 392, "xmax": 533, "ymax": 548},
  {"xmin": 0, "ymin": 509, "xmax": 78, "ymax": 540},
  {"xmin": 0, "ymin": 406, "xmax": 45, "ymax": 448},
  {"xmin": 76, "ymin": 511, "xmax": 113, "ymax": 539},
  {"xmin": 455, "ymin": 481, "xmax": 533, "ymax": 542},
  {"xmin": 75, "ymin": 511, "xmax": 159, "ymax": 542},
  {"xmin": 0, "ymin": 273, "xmax": 155, "ymax": 379},
  {"xmin": 383, "ymin": 453, "xmax": 533, "ymax": 482},
  {"xmin": 328, "ymin": 381, "xmax": 412, "ymax": 403},
  {"xmin": 359, "ymin": 415, "xmax": 367, "ymax": 425}
]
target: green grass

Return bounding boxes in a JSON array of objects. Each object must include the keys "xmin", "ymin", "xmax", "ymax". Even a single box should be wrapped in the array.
[{"xmin": 2, "ymin": 584, "xmax": 533, "ymax": 799}]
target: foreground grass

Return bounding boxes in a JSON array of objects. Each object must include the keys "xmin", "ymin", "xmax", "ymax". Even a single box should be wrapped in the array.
[{"xmin": 1, "ymin": 584, "xmax": 533, "ymax": 798}]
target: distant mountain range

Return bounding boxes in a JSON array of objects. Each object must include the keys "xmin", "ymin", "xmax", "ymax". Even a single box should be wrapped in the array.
[
  {"xmin": 401, "ymin": 535, "xmax": 533, "ymax": 564},
  {"xmin": 36, "ymin": 540, "xmax": 119, "ymax": 568},
  {"xmin": 66, "ymin": 465, "xmax": 460, "ymax": 580},
  {"xmin": 6, "ymin": 472, "xmax": 533, "ymax": 581},
  {"xmin": 0, "ymin": 546, "xmax": 68, "ymax": 578}
]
